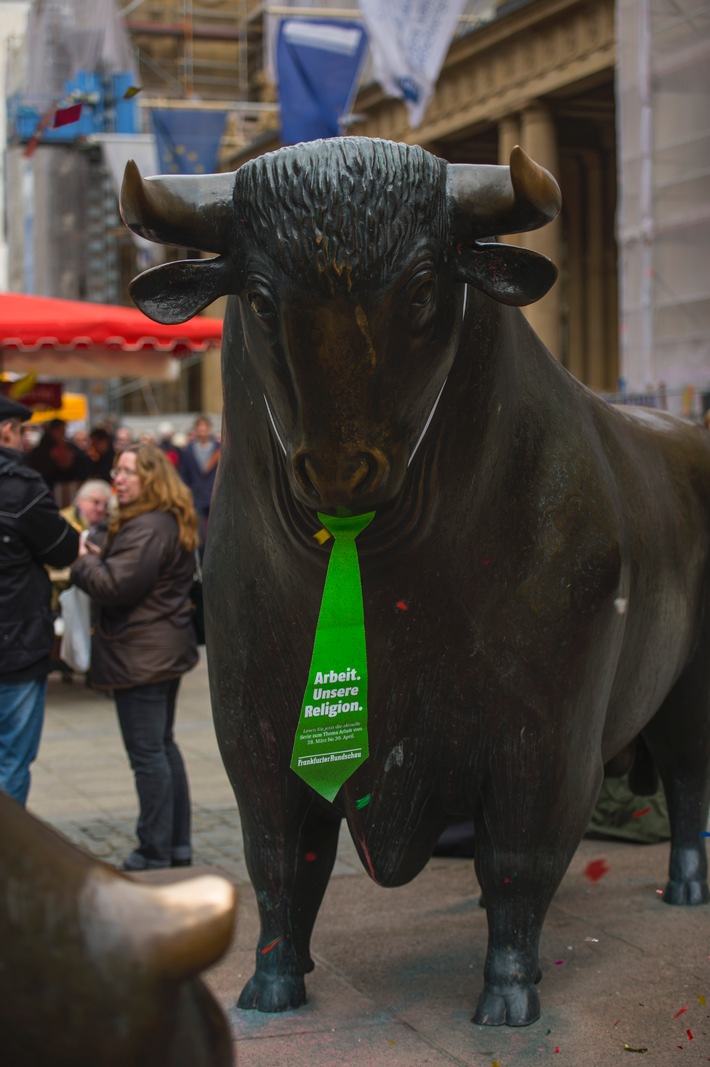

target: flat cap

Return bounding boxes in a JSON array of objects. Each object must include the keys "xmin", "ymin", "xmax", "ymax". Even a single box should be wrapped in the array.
[{"xmin": 0, "ymin": 395, "xmax": 33, "ymax": 423}]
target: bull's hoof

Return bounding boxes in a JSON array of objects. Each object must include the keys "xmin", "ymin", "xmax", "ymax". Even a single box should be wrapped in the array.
[
  {"xmin": 237, "ymin": 972, "xmax": 307, "ymax": 1013},
  {"xmin": 663, "ymin": 879, "xmax": 710, "ymax": 906},
  {"xmin": 473, "ymin": 985, "xmax": 540, "ymax": 1027}
]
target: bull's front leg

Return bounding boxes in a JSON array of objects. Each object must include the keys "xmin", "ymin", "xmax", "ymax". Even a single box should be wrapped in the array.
[
  {"xmin": 236, "ymin": 785, "xmax": 342, "ymax": 1013},
  {"xmin": 472, "ymin": 750, "xmax": 602, "ymax": 1026}
]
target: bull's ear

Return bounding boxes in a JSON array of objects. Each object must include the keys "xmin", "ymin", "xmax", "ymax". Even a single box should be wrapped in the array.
[
  {"xmin": 454, "ymin": 241, "xmax": 557, "ymax": 306},
  {"xmin": 129, "ymin": 256, "xmax": 235, "ymax": 324}
]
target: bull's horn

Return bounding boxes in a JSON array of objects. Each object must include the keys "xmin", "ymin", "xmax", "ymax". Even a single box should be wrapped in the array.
[
  {"xmin": 120, "ymin": 160, "xmax": 235, "ymax": 254},
  {"xmin": 447, "ymin": 146, "xmax": 561, "ymax": 239},
  {"xmin": 84, "ymin": 870, "xmax": 237, "ymax": 982}
]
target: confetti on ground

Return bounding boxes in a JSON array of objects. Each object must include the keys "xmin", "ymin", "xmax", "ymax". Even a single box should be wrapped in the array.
[
  {"xmin": 623, "ymin": 1044, "xmax": 648, "ymax": 1053},
  {"xmin": 304, "ymin": 851, "xmax": 317, "ymax": 862},
  {"xmin": 699, "ymin": 995, "xmax": 706, "ymax": 1006},
  {"xmin": 584, "ymin": 937, "xmax": 599, "ymax": 942},
  {"xmin": 355, "ymin": 794, "xmax": 371, "ymax": 809},
  {"xmin": 554, "ymin": 1047, "xmax": 560, "ymax": 1054},
  {"xmin": 687, "ymin": 1030, "xmax": 694, "ymax": 1040},
  {"xmin": 53, "ymin": 103, "xmax": 82, "ymax": 128},
  {"xmin": 632, "ymin": 807, "xmax": 651, "ymax": 819},
  {"xmin": 492, "ymin": 1061, "xmax": 500, "ymax": 1066},
  {"xmin": 482, "ymin": 558, "xmax": 492, "ymax": 565},
  {"xmin": 313, "ymin": 527, "xmax": 332, "ymax": 544},
  {"xmin": 674, "ymin": 1006, "xmax": 689, "ymax": 1019},
  {"xmin": 259, "ymin": 937, "xmax": 281, "ymax": 955},
  {"xmin": 584, "ymin": 858, "xmax": 610, "ymax": 882},
  {"xmin": 395, "ymin": 600, "xmax": 409, "ymax": 611},
  {"xmin": 613, "ymin": 1020, "xmax": 621, "ymax": 1027},
  {"xmin": 554, "ymin": 960, "xmax": 564, "ymax": 966},
  {"xmin": 656, "ymin": 889, "xmax": 663, "ymax": 894},
  {"xmin": 701, "ymin": 830, "xmax": 710, "ymax": 838}
]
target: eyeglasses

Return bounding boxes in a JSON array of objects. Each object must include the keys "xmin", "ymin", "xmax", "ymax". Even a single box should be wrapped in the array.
[{"xmin": 110, "ymin": 467, "xmax": 139, "ymax": 480}]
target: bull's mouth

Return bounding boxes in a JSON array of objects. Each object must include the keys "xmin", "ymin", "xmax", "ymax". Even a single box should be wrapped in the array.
[{"xmin": 264, "ymin": 394, "xmax": 435, "ymax": 552}]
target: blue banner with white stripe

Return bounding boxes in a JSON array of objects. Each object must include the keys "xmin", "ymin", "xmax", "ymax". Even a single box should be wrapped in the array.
[{"xmin": 276, "ymin": 19, "xmax": 368, "ymax": 145}]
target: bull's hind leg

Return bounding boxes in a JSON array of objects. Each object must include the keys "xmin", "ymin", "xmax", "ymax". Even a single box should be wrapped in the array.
[
  {"xmin": 472, "ymin": 753, "xmax": 603, "ymax": 1026},
  {"xmin": 642, "ymin": 660, "xmax": 710, "ymax": 906},
  {"xmin": 237, "ymin": 793, "xmax": 342, "ymax": 1012}
]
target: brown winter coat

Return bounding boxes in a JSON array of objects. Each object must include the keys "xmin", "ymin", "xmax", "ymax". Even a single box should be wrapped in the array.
[{"xmin": 71, "ymin": 510, "xmax": 198, "ymax": 689}]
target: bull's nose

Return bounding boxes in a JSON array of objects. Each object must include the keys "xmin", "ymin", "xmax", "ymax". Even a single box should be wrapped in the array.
[{"xmin": 293, "ymin": 448, "xmax": 388, "ymax": 504}]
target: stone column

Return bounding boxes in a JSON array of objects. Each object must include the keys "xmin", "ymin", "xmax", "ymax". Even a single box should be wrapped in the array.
[
  {"xmin": 562, "ymin": 155, "xmax": 586, "ymax": 382},
  {"xmin": 200, "ymin": 295, "xmax": 225, "ymax": 420},
  {"xmin": 519, "ymin": 103, "xmax": 561, "ymax": 358},
  {"xmin": 498, "ymin": 116, "xmax": 522, "ymax": 246},
  {"xmin": 582, "ymin": 150, "xmax": 606, "ymax": 390}
]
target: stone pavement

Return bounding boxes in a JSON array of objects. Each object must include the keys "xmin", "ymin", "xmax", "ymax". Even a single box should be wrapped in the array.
[{"xmin": 29, "ymin": 657, "xmax": 710, "ymax": 1066}]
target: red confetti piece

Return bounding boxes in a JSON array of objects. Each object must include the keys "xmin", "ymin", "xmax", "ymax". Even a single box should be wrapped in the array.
[
  {"xmin": 482, "ymin": 557, "xmax": 492, "ymax": 565},
  {"xmin": 632, "ymin": 807, "xmax": 651, "ymax": 819},
  {"xmin": 259, "ymin": 937, "xmax": 281, "ymax": 955},
  {"xmin": 554, "ymin": 960, "xmax": 564, "ymax": 966},
  {"xmin": 687, "ymin": 1030, "xmax": 694, "ymax": 1041},
  {"xmin": 503, "ymin": 877, "xmax": 511, "ymax": 884},
  {"xmin": 53, "ymin": 103, "xmax": 82, "ymax": 128},
  {"xmin": 395, "ymin": 600, "xmax": 409, "ymax": 611},
  {"xmin": 673, "ymin": 1005, "xmax": 688, "ymax": 1018},
  {"xmin": 584, "ymin": 858, "xmax": 610, "ymax": 882},
  {"xmin": 304, "ymin": 851, "xmax": 317, "ymax": 862},
  {"xmin": 554, "ymin": 1047, "xmax": 560, "ymax": 1054}
]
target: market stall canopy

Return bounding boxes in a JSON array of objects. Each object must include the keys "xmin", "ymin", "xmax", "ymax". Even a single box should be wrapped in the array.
[{"xmin": 0, "ymin": 293, "xmax": 223, "ymax": 380}]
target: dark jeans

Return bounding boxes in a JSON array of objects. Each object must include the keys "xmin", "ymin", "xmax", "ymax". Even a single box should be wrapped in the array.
[{"xmin": 114, "ymin": 678, "xmax": 191, "ymax": 867}]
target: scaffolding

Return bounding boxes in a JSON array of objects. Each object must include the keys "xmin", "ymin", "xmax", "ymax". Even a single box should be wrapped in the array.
[{"xmin": 616, "ymin": 0, "xmax": 710, "ymax": 405}]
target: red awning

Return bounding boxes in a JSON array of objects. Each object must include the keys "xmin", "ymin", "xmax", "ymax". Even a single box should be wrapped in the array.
[{"xmin": 0, "ymin": 293, "xmax": 223, "ymax": 381}]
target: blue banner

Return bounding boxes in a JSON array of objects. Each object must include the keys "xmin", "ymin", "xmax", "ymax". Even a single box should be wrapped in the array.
[
  {"xmin": 276, "ymin": 19, "xmax": 368, "ymax": 145},
  {"xmin": 150, "ymin": 108, "xmax": 228, "ymax": 175}
]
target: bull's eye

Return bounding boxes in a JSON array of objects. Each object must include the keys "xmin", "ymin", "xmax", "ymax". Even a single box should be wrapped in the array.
[
  {"xmin": 246, "ymin": 288, "xmax": 275, "ymax": 321},
  {"xmin": 410, "ymin": 278, "xmax": 435, "ymax": 309}
]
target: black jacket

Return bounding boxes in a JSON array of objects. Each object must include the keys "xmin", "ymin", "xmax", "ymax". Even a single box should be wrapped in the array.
[{"xmin": 0, "ymin": 447, "xmax": 80, "ymax": 681}]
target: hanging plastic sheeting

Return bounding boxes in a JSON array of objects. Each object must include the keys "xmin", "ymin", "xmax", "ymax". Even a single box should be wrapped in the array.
[
  {"xmin": 24, "ymin": 0, "xmax": 135, "ymax": 109},
  {"xmin": 616, "ymin": 0, "xmax": 710, "ymax": 404}
]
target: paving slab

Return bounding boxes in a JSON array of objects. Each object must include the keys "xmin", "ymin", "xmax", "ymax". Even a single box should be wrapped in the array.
[{"xmin": 26, "ymin": 657, "xmax": 710, "ymax": 1066}]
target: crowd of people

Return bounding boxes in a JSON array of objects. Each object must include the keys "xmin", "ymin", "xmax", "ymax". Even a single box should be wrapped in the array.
[{"xmin": 0, "ymin": 401, "xmax": 221, "ymax": 871}]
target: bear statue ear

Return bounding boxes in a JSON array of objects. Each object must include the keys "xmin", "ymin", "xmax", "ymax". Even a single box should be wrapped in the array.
[
  {"xmin": 454, "ymin": 241, "xmax": 558, "ymax": 307},
  {"xmin": 129, "ymin": 256, "xmax": 235, "ymax": 325}
]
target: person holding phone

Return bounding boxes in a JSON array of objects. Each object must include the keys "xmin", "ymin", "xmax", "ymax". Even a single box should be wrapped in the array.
[{"xmin": 71, "ymin": 444, "xmax": 199, "ymax": 870}]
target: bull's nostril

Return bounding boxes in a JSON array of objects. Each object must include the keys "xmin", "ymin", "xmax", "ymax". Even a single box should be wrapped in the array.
[
  {"xmin": 293, "ymin": 453, "xmax": 320, "ymax": 500},
  {"xmin": 292, "ymin": 448, "xmax": 389, "ymax": 503}
]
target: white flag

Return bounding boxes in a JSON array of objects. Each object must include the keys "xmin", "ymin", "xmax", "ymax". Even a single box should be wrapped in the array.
[{"xmin": 359, "ymin": 0, "xmax": 478, "ymax": 128}]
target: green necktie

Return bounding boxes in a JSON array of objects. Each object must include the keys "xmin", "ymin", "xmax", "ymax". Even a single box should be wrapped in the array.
[{"xmin": 291, "ymin": 510, "xmax": 375, "ymax": 802}]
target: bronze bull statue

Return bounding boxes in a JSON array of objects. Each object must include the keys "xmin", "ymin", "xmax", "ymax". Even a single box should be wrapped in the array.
[
  {"xmin": 0, "ymin": 793, "xmax": 236, "ymax": 1065},
  {"xmin": 121, "ymin": 137, "xmax": 710, "ymax": 1028}
]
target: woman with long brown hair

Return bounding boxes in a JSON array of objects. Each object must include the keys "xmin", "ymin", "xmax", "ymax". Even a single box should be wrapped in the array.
[{"xmin": 71, "ymin": 444, "xmax": 199, "ymax": 870}]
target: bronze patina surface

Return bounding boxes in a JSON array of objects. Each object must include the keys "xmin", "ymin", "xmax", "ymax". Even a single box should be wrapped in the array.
[
  {"xmin": 121, "ymin": 137, "xmax": 710, "ymax": 1028},
  {"xmin": 0, "ymin": 794, "xmax": 236, "ymax": 1065}
]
